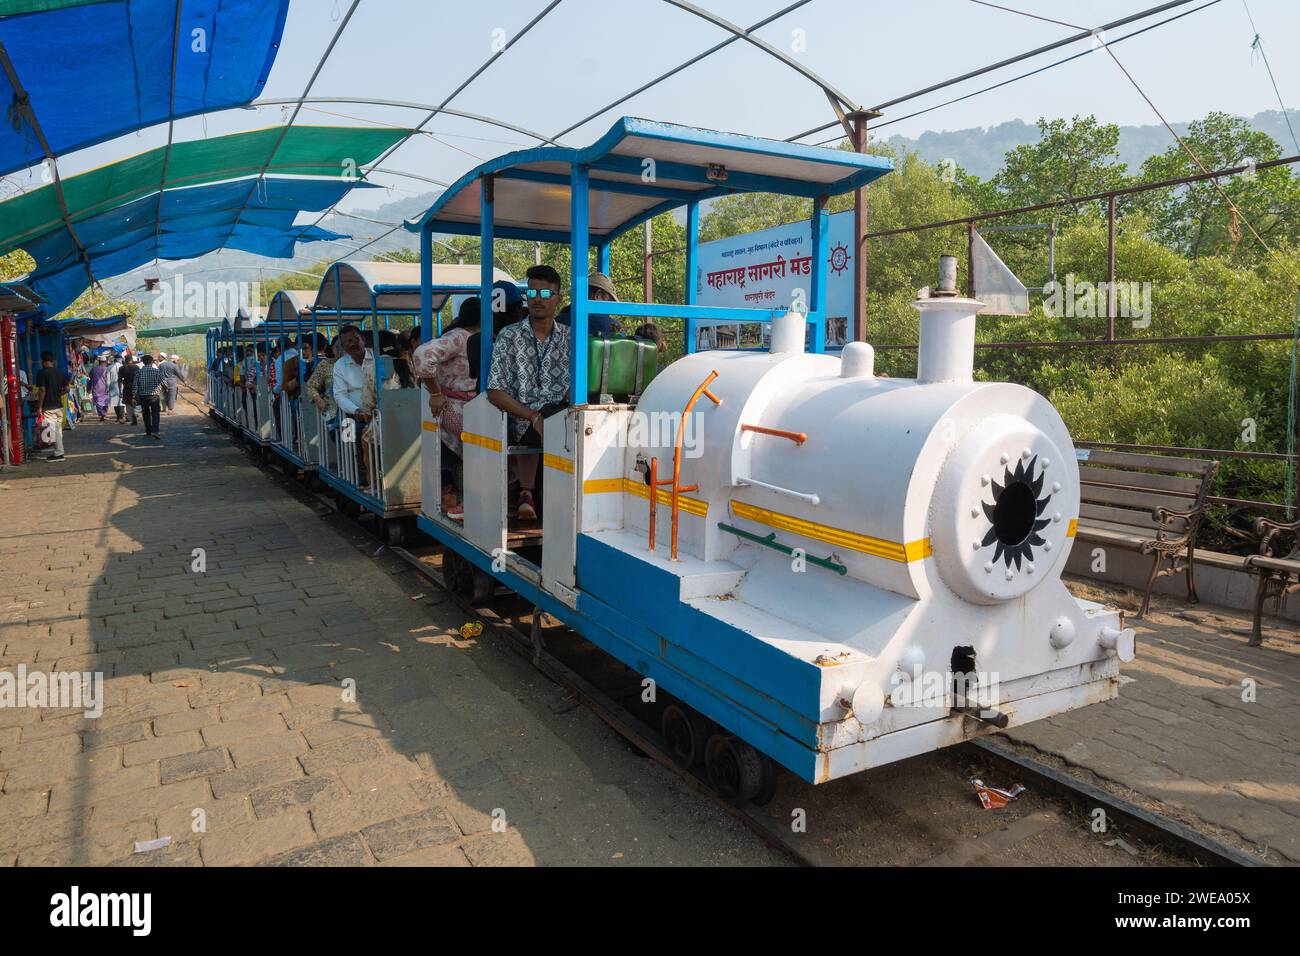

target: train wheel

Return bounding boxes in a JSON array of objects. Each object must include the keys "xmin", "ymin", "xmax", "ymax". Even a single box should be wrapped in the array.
[
  {"xmin": 441, "ymin": 551, "xmax": 475, "ymax": 600},
  {"xmin": 704, "ymin": 734, "xmax": 764, "ymax": 804},
  {"xmin": 441, "ymin": 551, "xmax": 463, "ymax": 594},
  {"xmin": 470, "ymin": 568, "xmax": 495, "ymax": 605},
  {"xmin": 752, "ymin": 756, "xmax": 778, "ymax": 807},
  {"xmin": 661, "ymin": 704, "xmax": 710, "ymax": 769}
]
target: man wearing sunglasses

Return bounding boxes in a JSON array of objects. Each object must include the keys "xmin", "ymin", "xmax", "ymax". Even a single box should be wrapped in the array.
[{"xmin": 486, "ymin": 264, "xmax": 571, "ymax": 521}]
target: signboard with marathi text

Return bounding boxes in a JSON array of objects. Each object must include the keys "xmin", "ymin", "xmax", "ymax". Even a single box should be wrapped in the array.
[
  {"xmin": 695, "ymin": 212, "xmax": 1029, "ymax": 352},
  {"xmin": 695, "ymin": 211, "xmax": 855, "ymax": 350}
]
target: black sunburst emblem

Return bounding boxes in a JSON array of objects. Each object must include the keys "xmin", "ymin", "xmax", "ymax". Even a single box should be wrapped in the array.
[{"xmin": 980, "ymin": 455, "xmax": 1052, "ymax": 569}]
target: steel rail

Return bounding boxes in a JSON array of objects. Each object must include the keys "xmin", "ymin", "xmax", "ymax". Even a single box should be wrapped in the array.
[
  {"xmin": 785, "ymin": 0, "xmax": 1200, "ymax": 142},
  {"xmin": 552, "ymin": 0, "xmax": 812, "ymax": 141},
  {"xmin": 300, "ymin": 0, "xmax": 565, "ymax": 262},
  {"xmin": 211, "ymin": 0, "xmax": 364, "ymax": 256}
]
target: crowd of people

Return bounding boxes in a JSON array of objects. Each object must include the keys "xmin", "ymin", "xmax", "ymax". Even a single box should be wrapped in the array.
[
  {"xmin": 205, "ymin": 268, "xmax": 663, "ymax": 518},
  {"xmin": 210, "ymin": 325, "xmax": 417, "ymax": 495},
  {"xmin": 24, "ymin": 347, "xmax": 188, "ymax": 459}
]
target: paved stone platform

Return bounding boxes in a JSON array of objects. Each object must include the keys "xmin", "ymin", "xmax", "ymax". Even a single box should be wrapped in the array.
[
  {"xmin": 1005, "ymin": 582, "xmax": 1300, "ymax": 864},
  {"xmin": 0, "ymin": 398, "xmax": 781, "ymax": 866}
]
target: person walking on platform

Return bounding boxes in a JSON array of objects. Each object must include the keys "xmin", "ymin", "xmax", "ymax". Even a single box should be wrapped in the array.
[
  {"xmin": 158, "ymin": 353, "xmax": 184, "ymax": 413},
  {"xmin": 33, "ymin": 351, "xmax": 69, "ymax": 461},
  {"xmin": 89, "ymin": 354, "xmax": 111, "ymax": 421},
  {"xmin": 118, "ymin": 354, "xmax": 138, "ymax": 426},
  {"xmin": 108, "ymin": 353, "xmax": 124, "ymax": 422},
  {"xmin": 133, "ymin": 354, "xmax": 165, "ymax": 441}
]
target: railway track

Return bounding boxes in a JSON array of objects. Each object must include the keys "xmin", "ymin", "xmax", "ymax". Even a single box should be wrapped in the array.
[
  {"xmin": 384, "ymin": 538, "xmax": 1262, "ymax": 868},
  {"xmin": 200, "ymin": 398, "xmax": 1266, "ymax": 868}
]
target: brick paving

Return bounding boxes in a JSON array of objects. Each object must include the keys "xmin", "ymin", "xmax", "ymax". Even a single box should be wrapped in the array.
[
  {"xmin": 2, "ymin": 399, "xmax": 1296, "ymax": 865},
  {"xmin": 1005, "ymin": 588, "xmax": 1300, "ymax": 864},
  {"xmin": 0, "ymin": 399, "xmax": 780, "ymax": 866}
]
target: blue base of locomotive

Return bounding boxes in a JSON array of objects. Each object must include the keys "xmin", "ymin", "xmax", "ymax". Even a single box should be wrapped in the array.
[{"xmin": 415, "ymin": 514, "xmax": 824, "ymax": 784}]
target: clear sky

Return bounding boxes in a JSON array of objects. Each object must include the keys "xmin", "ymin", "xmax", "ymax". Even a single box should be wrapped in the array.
[{"xmin": 8, "ymin": 0, "xmax": 1299, "ymax": 287}]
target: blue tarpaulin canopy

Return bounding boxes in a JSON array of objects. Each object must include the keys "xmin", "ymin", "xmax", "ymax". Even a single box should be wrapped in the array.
[
  {"xmin": 0, "ymin": 0, "xmax": 289, "ymax": 176},
  {"xmin": 23, "ymin": 176, "xmax": 363, "ymax": 314}
]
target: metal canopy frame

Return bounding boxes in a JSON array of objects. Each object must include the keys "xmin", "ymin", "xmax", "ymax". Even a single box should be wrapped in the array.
[{"xmin": 412, "ymin": 118, "xmax": 879, "ymax": 400}]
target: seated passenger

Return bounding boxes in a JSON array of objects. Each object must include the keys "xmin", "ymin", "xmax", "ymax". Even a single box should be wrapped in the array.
[
  {"xmin": 412, "ymin": 297, "xmax": 480, "ymax": 518},
  {"xmin": 555, "ymin": 271, "xmax": 622, "ymax": 335},
  {"xmin": 633, "ymin": 322, "xmax": 668, "ymax": 369},
  {"xmin": 486, "ymin": 265, "xmax": 570, "ymax": 521},
  {"xmin": 467, "ymin": 279, "xmax": 525, "ymax": 385},
  {"xmin": 332, "ymin": 325, "xmax": 372, "ymax": 482},
  {"xmin": 306, "ymin": 335, "xmax": 339, "ymax": 417}
]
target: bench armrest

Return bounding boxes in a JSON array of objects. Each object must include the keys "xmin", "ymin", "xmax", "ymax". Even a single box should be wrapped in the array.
[
  {"xmin": 1151, "ymin": 505, "xmax": 1202, "ymax": 542},
  {"xmin": 1252, "ymin": 516, "xmax": 1300, "ymax": 556}
]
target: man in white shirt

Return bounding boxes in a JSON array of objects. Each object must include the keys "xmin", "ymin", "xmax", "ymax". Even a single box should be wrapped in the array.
[{"xmin": 331, "ymin": 325, "xmax": 371, "ymax": 483}]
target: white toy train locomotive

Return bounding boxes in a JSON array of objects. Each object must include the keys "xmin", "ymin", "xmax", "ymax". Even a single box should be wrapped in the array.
[{"xmin": 539, "ymin": 256, "xmax": 1133, "ymax": 793}]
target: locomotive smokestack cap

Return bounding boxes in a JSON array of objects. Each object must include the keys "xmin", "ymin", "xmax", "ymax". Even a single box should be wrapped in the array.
[
  {"xmin": 935, "ymin": 255, "xmax": 959, "ymax": 296},
  {"xmin": 912, "ymin": 255, "xmax": 982, "ymax": 384}
]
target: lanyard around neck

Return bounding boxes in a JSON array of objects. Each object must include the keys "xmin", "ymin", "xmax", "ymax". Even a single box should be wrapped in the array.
[{"xmin": 528, "ymin": 325, "xmax": 554, "ymax": 380}]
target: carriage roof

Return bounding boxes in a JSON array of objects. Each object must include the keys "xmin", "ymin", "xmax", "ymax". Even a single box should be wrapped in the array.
[{"xmin": 406, "ymin": 116, "xmax": 893, "ymax": 243}]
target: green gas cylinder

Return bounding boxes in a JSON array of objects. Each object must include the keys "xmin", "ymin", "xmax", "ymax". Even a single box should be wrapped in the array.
[{"xmin": 587, "ymin": 335, "xmax": 658, "ymax": 402}]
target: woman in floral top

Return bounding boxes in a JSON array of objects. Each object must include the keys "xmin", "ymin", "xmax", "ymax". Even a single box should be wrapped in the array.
[
  {"xmin": 305, "ymin": 336, "xmax": 338, "ymax": 416},
  {"xmin": 411, "ymin": 298, "xmax": 481, "ymax": 516},
  {"xmin": 410, "ymin": 297, "xmax": 480, "ymax": 459}
]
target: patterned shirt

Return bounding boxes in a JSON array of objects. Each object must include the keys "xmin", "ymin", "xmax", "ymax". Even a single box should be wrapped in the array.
[
  {"xmin": 305, "ymin": 357, "xmax": 335, "ymax": 415},
  {"xmin": 133, "ymin": 365, "xmax": 164, "ymax": 399},
  {"xmin": 486, "ymin": 320, "xmax": 570, "ymax": 436}
]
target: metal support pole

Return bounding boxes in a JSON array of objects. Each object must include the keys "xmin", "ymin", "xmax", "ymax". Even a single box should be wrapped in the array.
[
  {"xmin": 570, "ymin": 165, "xmax": 591, "ymax": 404},
  {"xmin": 967, "ymin": 222, "xmax": 976, "ymax": 298},
  {"xmin": 419, "ymin": 225, "xmax": 433, "ymax": 342},
  {"xmin": 480, "ymin": 175, "xmax": 496, "ymax": 380},
  {"xmin": 848, "ymin": 109, "xmax": 880, "ymax": 341},
  {"xmin": 684, "ymin": 202, "xmax": 700, "ymax": 354},
  {"xmin": 810, "ymin": 196, "xmax": 829, "ymax": 354},
  {"xmin": 1106, "ymin": 194, "xmax": 1117, "ymax": 341},
  {"xmin": 643, "ymin": 218, "xmax": 654, "ymax": 304}
]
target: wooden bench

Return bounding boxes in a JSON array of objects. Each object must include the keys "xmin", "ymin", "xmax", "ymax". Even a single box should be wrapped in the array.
[
  {"xmin": 1245, "ymin": 516, "xmax": 1300, "ymax": 646},
  {"xmin": 1075, "ymin": 448, "xmax": 1220, "ymax": 617}
]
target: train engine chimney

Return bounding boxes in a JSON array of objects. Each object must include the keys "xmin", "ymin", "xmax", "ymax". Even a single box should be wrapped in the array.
[{"xmin": 913, "ymin": 254, "xmax": 982, "ymax": 384}]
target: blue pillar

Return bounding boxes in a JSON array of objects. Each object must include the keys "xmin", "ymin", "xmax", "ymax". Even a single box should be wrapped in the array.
[
  {"xmin": 597, "ymin": 242, "xmax": 610, "ymax": 276},
  {"xmin": 810, "ymin": 197, "xmax": 829, "ymax": 354},
  {"xmin": 684, "ymin": 200, "xmax": 700, "ymax": 354},
  {"xmin": 570, "ymin": 165, "xmax": 590, "ymax": 403},
  {"xmin": 420, "ymin": 225, "xmax": 433, "ymax": 341},
  {"xmin": 480, "ymin": 174, "xmax": 496, "ymax": 382}
]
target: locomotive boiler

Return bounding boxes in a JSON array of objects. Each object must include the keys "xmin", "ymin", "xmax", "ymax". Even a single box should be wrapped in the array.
[{"xmin": 567, "ymin": 257, "xmax": 1134, "ymax": 793}]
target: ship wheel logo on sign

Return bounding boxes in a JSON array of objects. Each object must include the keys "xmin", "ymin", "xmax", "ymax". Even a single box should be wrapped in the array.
[
  {"xmin": 829, "ymin": 242, "xmax": 850, "ymax": 275},
  {"xmin": 980, "ymin": 456, "xmax": 1052, "ymax": 569}
]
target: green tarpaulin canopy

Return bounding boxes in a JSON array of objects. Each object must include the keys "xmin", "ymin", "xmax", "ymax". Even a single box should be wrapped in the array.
[
  {"xmin": 137, "ymin": 321, "xmax": 223, "ymax": 338},
  {"xmin": 0, "ymin": 124, "xmax": 409, "ymax": 254}
]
